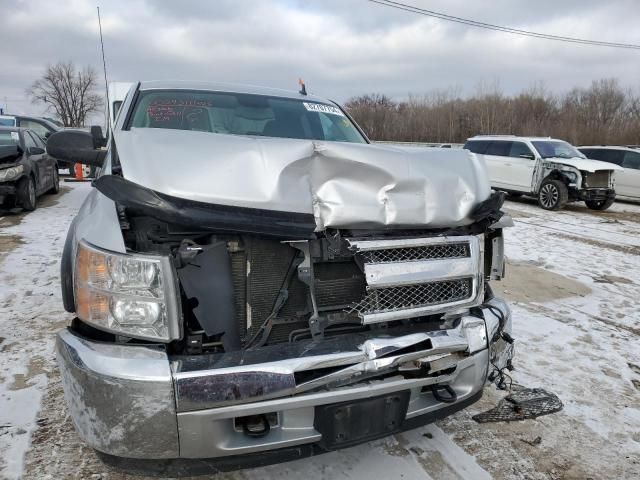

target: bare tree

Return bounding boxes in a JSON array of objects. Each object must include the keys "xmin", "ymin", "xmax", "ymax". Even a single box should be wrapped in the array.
[
  {"xmin": 345, "ymin": 78, "xmax": 640, "ymax": 146},
  {"xmin": 27, "ymin": 61, "xmax": 103, "ymax": 127}
]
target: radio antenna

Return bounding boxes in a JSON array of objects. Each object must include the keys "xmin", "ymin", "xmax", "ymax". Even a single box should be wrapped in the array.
[{"xmin": 97, "ymin": 6, "xmax": 110, "ymax": 130}]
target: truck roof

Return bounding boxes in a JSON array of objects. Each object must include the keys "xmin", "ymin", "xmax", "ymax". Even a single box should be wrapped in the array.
[
  {"xmin": 578, "ymin": 145, "xmax": 640, "ymax": 152},
  {"xmin": 138, "ymin": 80, "xmax": 332, "ymax": 104}
]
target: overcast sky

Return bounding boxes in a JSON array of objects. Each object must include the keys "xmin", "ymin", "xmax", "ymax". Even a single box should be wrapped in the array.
[{"xmin": 2, "ymin": 0, "xmax": 639, "ymax": 122}]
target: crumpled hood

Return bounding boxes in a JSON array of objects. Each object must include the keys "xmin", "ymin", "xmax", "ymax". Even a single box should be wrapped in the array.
[
  {"xmin": 114, "ymin": 128, "xmax": 491, "ymax": 230},
  {"xmin": 544, "ymin": 156, "xmax": 623, "ymax": 173}
]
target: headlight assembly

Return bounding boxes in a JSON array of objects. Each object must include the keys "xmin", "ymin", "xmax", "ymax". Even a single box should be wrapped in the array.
[
  {"xmin": 0, "ymin": 165, "xmax": 24, "ymax": 182},
  {"xmin": 74, "ymin": 240, "xmax": 181, "ymax": 341}
]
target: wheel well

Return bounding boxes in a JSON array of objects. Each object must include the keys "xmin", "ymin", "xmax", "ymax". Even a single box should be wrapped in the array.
[{"xmin": 543, "ymin": 170, "xmax": 570, "ymax": 184}]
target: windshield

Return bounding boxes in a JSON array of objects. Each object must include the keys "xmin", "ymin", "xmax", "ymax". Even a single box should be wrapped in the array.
[
  {"xmin": 0, "ymin": 131, "xmax": 20, "ymax": 146},
  {"xmin": 531, "ymin": 140, "xmax": 585, "ymax": 159},
  {"xmin": 128, "ymin": 90, "xmax": 367, "ymax": 144}
]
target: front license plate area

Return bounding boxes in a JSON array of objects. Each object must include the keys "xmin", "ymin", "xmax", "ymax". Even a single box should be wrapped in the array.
[{"xmin": 314, "ymin": 391, "xmax": 410, "ymax": 450}]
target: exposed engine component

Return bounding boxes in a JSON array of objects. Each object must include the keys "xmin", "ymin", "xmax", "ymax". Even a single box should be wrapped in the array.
[{"xmin": 118, "ymin": 210, "xmax": 503, "ymax": 354}]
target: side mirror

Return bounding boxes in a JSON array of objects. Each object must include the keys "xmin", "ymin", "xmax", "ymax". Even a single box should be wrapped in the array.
[
  {"xmin": 28, "ymin": 146, "xmax": 46, "ymax": 156},
  {"xmin": 91, "ymin": 125, "xmax": 107, "ymax": 148},
  {"xmin": 46, "ymin": 129, "xmax": 107, "ymax": 167},
  {"xmin": 519, "ymin": 153, "xmax": 535, "ymax": 160}
]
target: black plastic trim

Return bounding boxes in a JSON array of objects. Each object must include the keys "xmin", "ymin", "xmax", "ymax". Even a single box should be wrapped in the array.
[
  {"xmin": 60, "ymin": 217, "xmax": 78, "ymax": 313},
  {"xmin": 93, "ymin": 175, "xmax": 317, "ymax": 239}
]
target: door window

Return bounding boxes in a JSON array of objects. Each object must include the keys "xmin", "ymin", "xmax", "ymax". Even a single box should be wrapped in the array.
[
  {"xmin": 583, "ymin": 149, "xmax": 624, "ymax": 166},
  {"xmin": 509, "ymin": 142, "xmax": 534, "ymax": 159},
  {"xmin": 464, "ymin": 140, "xmax": 491, "ymax": 154},
  {"xmin": 579, "ymin": 148, "xmax": 598, "ymax": 159},
  {"xmin": 486, "ymin": 141, "xmax": 512, "ymax": 157},
  {"xmin": 23, "ymin": 131, "xmax": 37, "ymax": 151},
  {"xmin": 19, "ymin": 120, "xmax": 51, "ymax": 139},
  {"xmin": 30, "ymin": 132, "xmax": 46, "ymax": 149},
  {"xmin": 622, "ymin": 151, "xmax": 640, "ymax": 170}
]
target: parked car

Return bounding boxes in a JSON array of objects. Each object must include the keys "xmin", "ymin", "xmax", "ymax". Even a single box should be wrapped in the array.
[
  {"xmin": 49, "ymin": 81, "xmax": 514, "ymax": 470},
  {"xmin": 3, "ymin": 114, "xmax": 61, "ymax": 140},
  {"xmin": 578, "ymin": 146, "xmax": 640, "ymax": 202},
  {"xmin": 464, "ymin": 135, "xmax": 622, "ymax": 210},
  {"xmin": 0, "ymin": 126, "xmax": 59, "ymax": 210}
]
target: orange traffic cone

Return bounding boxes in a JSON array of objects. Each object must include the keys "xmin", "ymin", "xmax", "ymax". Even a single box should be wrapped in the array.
[
  {"xmin": 65, "ymin": 163, "xmax": 91, "ymax": 183},
  {"xmin": 74, "ymin": 163, "xmax": 83, "ymax": 180}
]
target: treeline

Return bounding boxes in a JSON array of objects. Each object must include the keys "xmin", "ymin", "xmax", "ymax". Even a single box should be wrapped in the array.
[{"xmin": 344, "ymin": 79, "xmax": 640, "ymax": 146}]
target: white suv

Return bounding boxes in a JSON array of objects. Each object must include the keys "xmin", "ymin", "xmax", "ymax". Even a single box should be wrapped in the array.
[{"xmin": 464, "ymin": 135, "xmax": 622, "ymax": 210}]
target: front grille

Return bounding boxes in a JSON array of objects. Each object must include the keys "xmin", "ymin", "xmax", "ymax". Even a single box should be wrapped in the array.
[
  {"xmin": 346, "ymin": 236, "xmax": 482, "ymax": 323},
  {"xmin": 583, "ymin": 171, "xmax": 610, "ymax": 188},
  {"xmin": 347, "ymin": 278, "xmax": 473, "ymax": 316},
  {"xmin": 360, "ymin": 243, "xmax": 470, "ymax": 264}
]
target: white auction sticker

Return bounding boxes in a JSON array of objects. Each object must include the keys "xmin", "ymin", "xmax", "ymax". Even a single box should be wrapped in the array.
[
  {"xmin": 303, "ymin": 102, "xmax": 345, "ymax": 117},
  {"xmin": 11, "ymin": 132, "xmax": 19, "ymax": 141}
]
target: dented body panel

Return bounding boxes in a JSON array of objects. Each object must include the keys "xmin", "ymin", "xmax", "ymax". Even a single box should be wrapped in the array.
[
  {"xmin": 114, "ymin": 128, "xmax": 491, "ymax": 231},
  {"xmin": 56, "ymin": 298, "xmax": 512, "ymax": 459}
]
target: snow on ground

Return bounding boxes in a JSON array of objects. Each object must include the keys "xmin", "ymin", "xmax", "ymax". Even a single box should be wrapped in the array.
[
  {"xmin": 0, "ymin": 184, "xmax": 81, "ymax": 479},
  {"xmin": 0, "ymin": 185, "xmax": 639, "ymax": 479}
]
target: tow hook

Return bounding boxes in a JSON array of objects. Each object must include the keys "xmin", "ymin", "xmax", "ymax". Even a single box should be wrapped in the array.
[
  {"xmin": 239, "ymin": 414, "xmax": 271, "ymax": 438},
  {"xmin": 430, "ymin": 384, "xmax": 458, "ymax": 403}
]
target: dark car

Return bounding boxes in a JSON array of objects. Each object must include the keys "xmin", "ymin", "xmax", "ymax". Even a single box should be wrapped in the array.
[{"xmin": 0, "ymin": 126, "xmax": 59, "ymax": 210}]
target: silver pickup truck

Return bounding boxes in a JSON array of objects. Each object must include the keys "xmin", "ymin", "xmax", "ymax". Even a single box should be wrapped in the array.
[{"xmin": 48, "ymin": 81, "xmax": 514, "ymax": 471}]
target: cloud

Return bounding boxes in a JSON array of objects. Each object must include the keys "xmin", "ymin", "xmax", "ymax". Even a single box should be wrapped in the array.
[{"xmin": 1, "ymin": 0, "xmax": 639, "ymax": 123}]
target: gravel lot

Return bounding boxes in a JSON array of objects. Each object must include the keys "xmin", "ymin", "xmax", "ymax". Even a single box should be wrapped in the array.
[{"xmin": 0, "ymin": 182, "xmax": 638, "ymax": 479}]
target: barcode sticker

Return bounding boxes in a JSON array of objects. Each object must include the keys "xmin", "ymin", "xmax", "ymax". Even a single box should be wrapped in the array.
[{"xmin": 303, "ymin": 102, "xmax": 345, "ymax": 117}]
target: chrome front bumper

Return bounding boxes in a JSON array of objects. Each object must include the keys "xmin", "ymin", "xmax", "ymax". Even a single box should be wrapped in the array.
[{"xmin": 56, "ymin": 297, "xmax": 513, "ymax": 460}]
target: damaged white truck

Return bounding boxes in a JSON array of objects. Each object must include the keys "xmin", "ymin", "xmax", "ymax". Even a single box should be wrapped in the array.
[{"xmin": 48, "ymin": 81, "xmax": 514, "ymax": 471}]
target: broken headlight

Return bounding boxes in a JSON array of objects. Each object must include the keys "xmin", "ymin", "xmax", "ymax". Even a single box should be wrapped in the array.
[
  {"xmin": 562, "ymin": 171, "xmax": 578, "ymax": 183},
  {"xmin": 73, "ymin": 240, "xmax": 181, "ymax": 342}
]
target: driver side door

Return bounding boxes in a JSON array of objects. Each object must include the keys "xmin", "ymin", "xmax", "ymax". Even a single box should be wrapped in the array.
[{"xmin": 504, "ymin": 141, "xmax": 537, "ymax": 191}]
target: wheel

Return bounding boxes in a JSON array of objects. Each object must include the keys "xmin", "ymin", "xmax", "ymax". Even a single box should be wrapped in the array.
[
  {"xmin": 538, "ymin": 179, "xmax": 568, "ymax": 210},
  {"xmin": 47, "ymin": 167, "xmax": 60, "ymax": 194},
  {"xmin": 585, "ymin": 198, "xmax": 614, "ymax": 210},
  {"xmin": 17, "ymin": 176, "xmax": 37, "ymax": 211}
]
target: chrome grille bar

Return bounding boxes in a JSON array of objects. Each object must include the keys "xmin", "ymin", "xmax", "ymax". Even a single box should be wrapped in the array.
[{"xmin": 346, "ymin": 235, "xmax": 484, "ymax": 324}]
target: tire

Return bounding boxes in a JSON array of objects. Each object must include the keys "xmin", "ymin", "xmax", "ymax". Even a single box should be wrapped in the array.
[
  {"xmin": 17, "ymin": 176, "xmax": 37, "ymax": 211},
  {"xmin": 47, "ymin": 167, "xmax": 60, "ymax": 194},
  {"xmin": 538, "ymin": 179, "xmax": 568, "ymax": 210},
  {"xmin": 585, "ymin": 197, "xmax": 615, "ymax": 211}
]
